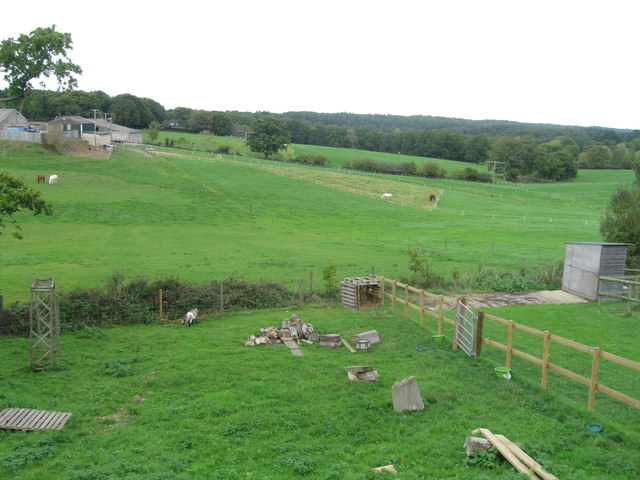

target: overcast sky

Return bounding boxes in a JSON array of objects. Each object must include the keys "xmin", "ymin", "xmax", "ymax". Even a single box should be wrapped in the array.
[{"xmin": 2, "ymin": 0, "xmax": 639, "ymax": 129}]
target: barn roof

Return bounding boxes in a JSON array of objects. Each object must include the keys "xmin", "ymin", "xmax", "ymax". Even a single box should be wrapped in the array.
[{"xmin": 50, "ymin": 115, "xmax": 94, "ymax": 125}]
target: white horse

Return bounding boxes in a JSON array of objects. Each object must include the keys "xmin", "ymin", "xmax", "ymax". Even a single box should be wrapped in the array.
[
  {"xmin": 182, "ymin": 308, "xmax": 198, "ymax": 326},
  {"xmin": 380, "ymin": 193, "xmax": 393, "ymax": 199},
  {"xmin": 48, "ymin": 174, "xmax": 58, "ymax": 184}
]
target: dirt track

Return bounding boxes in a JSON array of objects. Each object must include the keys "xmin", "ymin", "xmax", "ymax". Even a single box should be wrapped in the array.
[{"xmin": 424, "ymin": 290, "xmax": 587, "ymax": 310}]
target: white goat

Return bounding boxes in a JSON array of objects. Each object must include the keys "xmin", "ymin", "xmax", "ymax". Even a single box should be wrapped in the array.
[{"xmin": 182, "ymin": 308, "xmax": 198, "ymax": 326}]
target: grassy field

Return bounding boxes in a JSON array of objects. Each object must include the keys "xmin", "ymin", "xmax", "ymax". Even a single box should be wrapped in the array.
[
  {"xmin": 1, "ymin": 137, "xmax": 639, "ymax": 479},
  {"xmin": 0, "ymin": 303, "xmax": 638, "ymax": 480},
  {"xmin": 0, "ymin": 138, "xmax": 634, "ymax": 303}
]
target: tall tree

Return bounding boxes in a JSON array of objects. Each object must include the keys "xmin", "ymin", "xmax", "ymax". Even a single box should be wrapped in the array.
[
  {"xmin": 0, "ymin": 171, "xmax": 53, "ymax": 239},
  {"xmin": 0, "ymin": 25, "xmax": 82, "ymax": 112},
  {"xmin": 247, "ymin": 117, "xmax": 291, "ymax": 158},
  {"xmin": 600, "ymin": 186, "xmax": 640, "ymax": 265}
]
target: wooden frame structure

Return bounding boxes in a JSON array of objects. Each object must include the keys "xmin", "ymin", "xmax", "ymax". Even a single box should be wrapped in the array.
[
  {"xmin": 29, "ymin": 277, "xmax": 60, "ymax": 369},
  {"xmin": 340, "ymin": 277, "xmax": 381, "ymax": 310}
]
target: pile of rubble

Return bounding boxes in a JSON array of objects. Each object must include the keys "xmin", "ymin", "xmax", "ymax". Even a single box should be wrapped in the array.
[{"xmin": 243, "ymin": 314, "xmax": 320, "ymax": 346}]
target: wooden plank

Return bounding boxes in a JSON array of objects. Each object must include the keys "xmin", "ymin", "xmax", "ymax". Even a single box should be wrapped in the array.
[
  {"xmin": 548, "ymin": 334, "xmax": 593, "ymax": 354},
  {"xmin": 283, "ymin": 339, "xmax": 304, "ymax": 356},
  {"xmin": 513, "ymin": 322, "xmax": 545, "ymax": 338},
  {"xmin": 597, "ymin": 384, "xmax": 640, "ymax": 409},
  {"xmin": 24, "ymin": 410, "xmax": 49, "ymax": 429},
  {"xmin": 600, "ymin": 351, "xmax": 640, "ymax": 370},
  {"xmin": 547, "ymin": 362, "xmax": 591, "ymax": 387},
  {"xmin": 483, "ymin": 313, "xmax": 510, "ymax": 326},
  {"xmin": 474, "ymin": 428, "xmax": 539, "ymax": 479},
  {"xmin": 0, "ymin": 408, "xmax": 19, "ymax": 424},
  {"xmin": 512, "ymin": 348, "xmax": 544, "ymax": 367},
  {"xmin": 496, "ymin": 434, "xmax": 557, "ymax": 480},
  {"xmin": 341, "ymin": 338, "xmax": 357, "ymax": 353},
  {"xmin": 483, "ymin": 338, "xmax": 508, "ymax": 351}
]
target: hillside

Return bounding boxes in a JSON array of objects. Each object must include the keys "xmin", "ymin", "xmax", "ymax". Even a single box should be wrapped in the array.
[{"xmin": 0, "ymin": 140, "xmax": 634, "ymax": 302}]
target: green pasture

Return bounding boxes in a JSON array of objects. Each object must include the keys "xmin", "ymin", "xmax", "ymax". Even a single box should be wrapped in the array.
[
  {"xmin": 0, "ymin": 139, "xmax": 634, "ymax": 303},
  {"xmin": 0, "ymin": 304, "xmax": 638, "ymax": 479}
]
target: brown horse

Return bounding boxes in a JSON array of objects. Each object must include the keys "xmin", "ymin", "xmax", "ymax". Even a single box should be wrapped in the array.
[
  {"xmin": 37, "ymin": 174, "xmax": 46, "ymax": 184},
  {"xmin": 429, "ymin": 194, "xmax": 436, "ymax": 202}
]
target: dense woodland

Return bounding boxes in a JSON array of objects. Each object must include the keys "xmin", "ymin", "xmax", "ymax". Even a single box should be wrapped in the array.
[{"xmin": 3, "ymin": 88, "xmax": 640, "ymax": 182}]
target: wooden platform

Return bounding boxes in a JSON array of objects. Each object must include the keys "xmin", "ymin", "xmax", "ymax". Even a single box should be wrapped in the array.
[{"xmin": 0, "ymin": 408, "xmax": 72, "ymax": 431}]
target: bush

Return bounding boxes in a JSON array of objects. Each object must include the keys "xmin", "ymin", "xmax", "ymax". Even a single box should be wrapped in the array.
[
  {"xmin": 215, "ymin": 145, "xmax": 231, "ymax": 154},
  {"xmin": 451, "ymin": 167, "xmax": 492, "ymax": 183},
  {"xmin": 417, "ymin": 161, "xmax": 447, "ymax": 178},
  {"xmin": 0, "ymin": 273, "xmax": 296, "ymax": 335},
  {"xmin": 295, "ymin": 154, "xmax": 330, "ymax": 166}
]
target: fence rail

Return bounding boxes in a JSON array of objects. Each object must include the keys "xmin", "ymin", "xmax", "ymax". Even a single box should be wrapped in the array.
[{"xmin": 374, "ymin": 275, "xmax": 640, "ymax": 413}]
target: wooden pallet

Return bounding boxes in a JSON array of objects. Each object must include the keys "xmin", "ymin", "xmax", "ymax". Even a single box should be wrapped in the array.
[{"xmin": 0, "ymin": 408, "xmax": 72, "ymax": 431}]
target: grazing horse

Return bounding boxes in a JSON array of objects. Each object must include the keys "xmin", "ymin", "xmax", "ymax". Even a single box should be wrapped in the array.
[
  {"xmin": 182, "ymin": 308, "xmax": 198, "ymax": 326},
  {"xmin": 380, "ymin": 193, "xmax": 393, "ymax": 199},
  {"xmin": 37, "ymin": 174, "xmax": 46, "ymax": 184},
  {"xmin": 48, "ymin": 174, "xmax": 58, "ymax": 184},
  {"xmin": 429, "ymin": 194, "xmax": 436, "ymax": 202}
]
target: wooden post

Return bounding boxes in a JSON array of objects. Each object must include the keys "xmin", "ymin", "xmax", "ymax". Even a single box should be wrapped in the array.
[
  {"xmin": 404, "ymin": 283, "xmax": 408, "ymax": 317},
  {"xmin": 437, "ymin": 295, "xmax": 443, "ymax": 334},
  {"xmin": 158, "ymin": 289, "xmax": 163, "ymax": 324},
  {"xmin": 220, "ymin": 283, "xmax": 224, "ymax": 315},
  {"xmin": 309, "ymin": 270, "xmax": 313, "ymax": 294},
  {"xmin": 0, "ymin": 294, "xmax": 3, "ymax": 311},
  {"xmin": 597, "ymin": 277, "xmax": 602, "ymax": 312},
  {"xmin": 506, "ymin": 320, "xmax": 514, "ymax": 368},
  {"xmin": 380, "ymin": 276, "xmax": 385, "ymax": 308},
  {"xmin": 588, "ymin": 347, "xmax": 601, "ymax": 413},
  {"xmin": 628, "ymin": 281, "xmax": 633, "ymax": 314},
  {"xmin": 299, "ymin": 278, "xmax": 304, "ymax": 305},
  {"xmin": 391, "ymin": 281, "xmax": 397, "ymax": 313},
  {"xmin": 370, "ymin": 264, "xmax": 375, "ymax": 277},
  {"xmin": 474, "ymin": 311, "xmax": 484, "ymax": 356},
  {"xmin": 541, "ymin": 330, "xmax": 550, "ymax": 390},
  {"xmin": 419, "ymin": 290, "xmax": 425, "ymax": 326}
]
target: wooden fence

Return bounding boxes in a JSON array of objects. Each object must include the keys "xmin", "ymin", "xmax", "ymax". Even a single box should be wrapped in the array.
[
  {"xmin": 374, "ymin": 275, "xmax": 640, "ymax": 413},
  {"xmin": 598, "ymin": 275, "xmax": 640, "ymax": 314}
]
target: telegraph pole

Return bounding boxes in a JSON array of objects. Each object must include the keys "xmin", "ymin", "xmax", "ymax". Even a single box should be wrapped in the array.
[{"xmin": 485, "ymin": 161, "xmax": 507, "ymax": 197}]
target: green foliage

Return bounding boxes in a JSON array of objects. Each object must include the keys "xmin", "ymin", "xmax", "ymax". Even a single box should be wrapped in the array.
[
  {"xmin": 474, "ymin": 264, "xmax": 562, "ymax": 292},
  {"xmin": 600, "ymin": 186, "xmax": 640, "ymax": 264},
  {"xmin": 417, "ymin": 161, "xmax": 447, "ymax": 178},
  {"xmin": 0, "ymin": 25, "xmax": 82, "ymax": 111},
  {"xmin": 322, "ymin": 260, "xmax": 338, "ymax": 298},
  {"xmin": 451, "ymin": 167, "xmax": 492, "ymax": 183},
  {"xmin": 463, "ymin": 447, "xmax": 502, "ymax": 469},
  {"xmin": 294, "ymin": 154, "xmax": 330, "ymax": 166},
  {"xmin": 100, "ymin": 360, "xmax": 135, "ymax": 377},
  {"xmin": 0, "ymin": 171, "xmax": 53, "ymax": 238},
  {"xmin": 247, "ymin": 117, "xmax": 291, "ymax": 158},
  {"xmin": 147, "ymin": 121, "xmax": 161, "ymax": 144}
]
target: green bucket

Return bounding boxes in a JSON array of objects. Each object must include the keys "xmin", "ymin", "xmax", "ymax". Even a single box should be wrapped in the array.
[
  {"xmin": 432, "ymin": 335, "xmax": 445, "ymax": 343},
  {"xmin": 494, "ymin": 367, "xmax": 511, "ymax": 379}
]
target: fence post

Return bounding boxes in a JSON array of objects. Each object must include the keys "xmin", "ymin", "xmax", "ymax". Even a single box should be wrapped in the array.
[
  {"xmin": 392, "ymin": 281, "xmax": 397, "ymax": 313},
  {"xmin": 380, "ymin": 277, "xmax": 385, "ymax": 308},
  {"xmin": 437, "ymin": 295, "xmax": 443, "ymax": 334},
  {"xmin": 588, "ymin": 347, "xmax": 601, "ymax": 413},
  {"xmin": 220, "ymin": 283, "xmax": 224, "ymax": 315},
  {"xmin": 309, "ymin": 270, "xmax": 313, "ymax": 294},
  {"xmin": 158, "ymin": 289, "xmax": 163, "ymax": 324},
  {"xmin": 597, "ymin": 277, "xmax": 602, "ymax": 312},
  {"xmin": 541, "ymin": 330, "xmax": 550, "ymax": 390},
  {"xmin": 506, "ymin": 320, "xmax": 514, "ymax": 368},
  {"xmin": 419, "ymin": 290, "xmax": 425, "ymax": 326},
  {"xmin": 475, "ymin": 311, "xmax": 484, "ymax": 356},
  {"xmin": 404, "ymin": 284, "xmax": 409, "ymax": 317},
  {"xmin": 299, "ymin": 277, "xmax": 305, "ymax": 305}
]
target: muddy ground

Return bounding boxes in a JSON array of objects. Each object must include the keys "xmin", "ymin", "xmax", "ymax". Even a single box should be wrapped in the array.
[{"xmin": 424, "ymin": 290, "xmax": 587, "ymax": 310}]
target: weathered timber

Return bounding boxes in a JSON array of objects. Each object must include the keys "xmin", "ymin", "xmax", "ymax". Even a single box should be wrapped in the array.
[
  {"xmin": 495, "ymin": 434, "xmax": 557, "ymax": 480},
  {"xmin": 0, "ymin": 408, "xmax": 72, "ymax": 431},
  {"xmin": 319, "ymin": 334, "xmax": 342, "ymax": 348},
  {"xmin": 344, "ymin": 365, "xmax": 374, "ymax": 373},
  {"xmin": 348, "ymin": 370, "xmax": 380, "ymax": 382},
  {"xmin": 464, "ymin": 436, "xmax": 523, "ymax": 456},
  {"xmin": 283, "ymin": 339, "xmax": 304, "ymax": 357},
  {"xmin": 473, "ymin": 428, "xmax": 539, "ymax": 479},
  {"xmin": 351, "ymin": 330, "xmax": 380, "ymax": 345},
  {"xmin": 392, "ymin": 376, "xmax": 424, "ymax": 412},
  {"xmin": 341, "ymin": 338, "xmax": 357, "ymax": 353}
]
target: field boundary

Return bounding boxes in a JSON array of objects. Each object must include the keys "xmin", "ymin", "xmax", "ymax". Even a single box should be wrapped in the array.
[{"xmin": 375, "ymin": 275, "xmax": 640, "ymax": 413}]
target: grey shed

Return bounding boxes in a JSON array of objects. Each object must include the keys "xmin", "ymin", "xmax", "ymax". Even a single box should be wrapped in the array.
[{"xmin": 562, "ymin": 242, "xmax": 631, "ymax": 300}]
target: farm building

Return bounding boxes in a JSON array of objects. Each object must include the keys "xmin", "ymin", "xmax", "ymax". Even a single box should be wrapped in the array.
[
  {"xmin": 562, "ymin": 242, "xmax": 630, "ymax": 300},
  {"xmin": 91, "ymin": 118, "xmax": 142, "ymax": 144},
  {"xmin": 49, "ymin": 115, "xmax": 96, "ymax": 138},
  {"xmin": 0, "ymin": 108, "xmax": 29, "ymax": 129}
]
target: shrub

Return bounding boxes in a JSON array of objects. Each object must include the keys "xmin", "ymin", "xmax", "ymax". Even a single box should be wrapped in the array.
[
  {"xmin": 215, "ymin": 145, "xmax": 231, "ymax": 154},
  {"xmin": 295, "ymin": 154, "xmax": 330, "ymax": 166},
  {"xmin": 451, "ymin": 167, "xmax": 492, "ymax": 183},
  {"xmin": 417, "ymin": 161, "xmax": 447, "ymax": 178}
]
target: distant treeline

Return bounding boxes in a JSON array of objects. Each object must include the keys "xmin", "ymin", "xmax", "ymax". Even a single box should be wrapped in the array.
[{"xmin": 6, "ymin": 88, "xmax": 640, "ymax": 182}]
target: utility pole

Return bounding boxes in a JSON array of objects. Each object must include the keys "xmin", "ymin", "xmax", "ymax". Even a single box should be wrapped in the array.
[
  {"xmin": 485, "ymin": 161, "xmax": 507, "ymax": 197},
  {"xmin": 90, "ymin": 108, "xmax": 99, "ymax": 149}
]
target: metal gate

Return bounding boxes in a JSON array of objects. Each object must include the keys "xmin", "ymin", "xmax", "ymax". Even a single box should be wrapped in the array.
[{"xmin": 455, "ymin": 300, "xmax": 478, "ymax": 357}]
